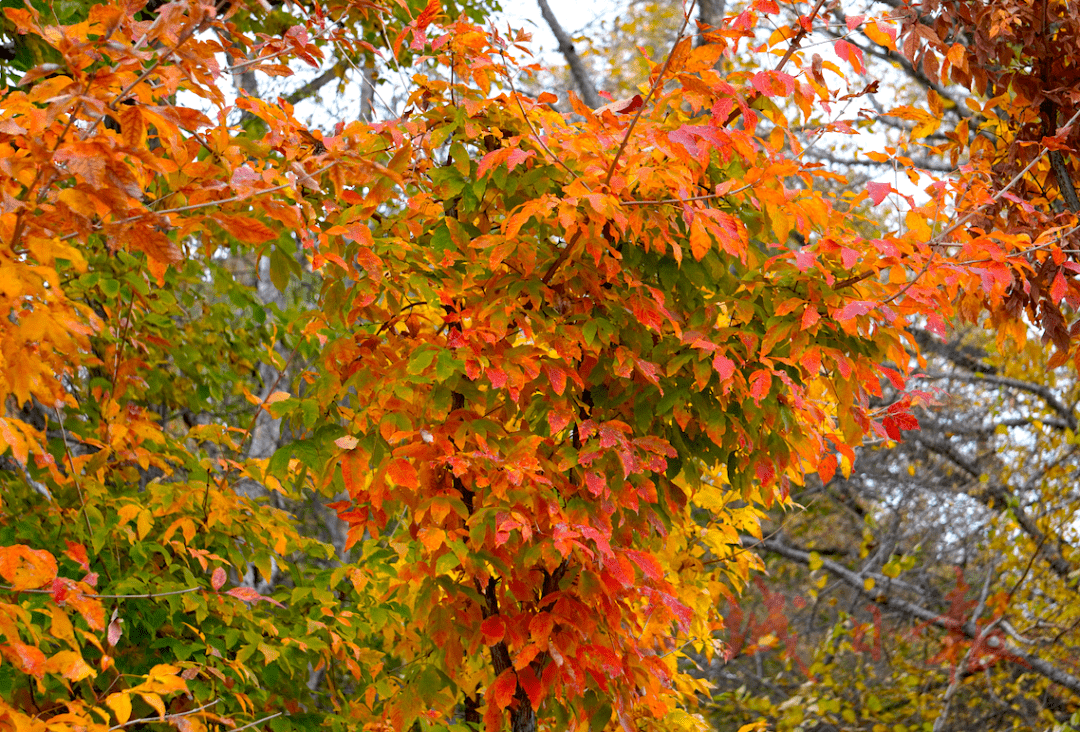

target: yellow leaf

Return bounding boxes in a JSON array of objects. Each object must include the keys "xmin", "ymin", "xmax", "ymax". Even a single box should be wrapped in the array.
[
  {"xmin": 106, "ymin": 692, "xmax": 132, "ymax": 724},
  {"xmin": 808, "ymin": 551, "xmax": 823, "ymax": 571},
  {"xmin": 905, "ymin": 211, "xmax": 933, "ymax": 240},
  {"xmin": 45, "ymin": 650, "xmax": 96, "ymax": 681},
  {"xmin": 140, "ymin": 692, "xmax": 166, "ymax": 719},
  {"xmin": 863, "ymin": 577, "xmax": 875, "ymax": 591},
  {"xmin": 136, "ymin": 510, "xmax": 154, "ymax": 541},
  {"xmin": 117, "ymin": 504, "xmax": 141, "ymax": 528}
]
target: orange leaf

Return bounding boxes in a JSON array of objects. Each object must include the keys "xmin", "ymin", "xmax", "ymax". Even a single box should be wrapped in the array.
[
  {"xmin": 3, "ymin": 641, "xmax": 46, "ymax": 677},
  {"xmin": 490, "ymin": 669, "xmax": 517, "ymax": 710},
  {"xmin": 215, "ymin": 214, "xmax": 279, "ymax": 244},
  {"xmin": 341, "ymin": 448, "xmax": 365, "ymax": 496},
  {"xmin": 0, "ymin": 544, "xmax": 57, "ymax": 590},
  {"xmin": 387, "ymin": 458, "xmax": 418, "ymax": 489},
  {"xmin": 666, "ymin": 36, "xmax": 693, "ymax": 75},
  {"xmin": 689, "ymin": 218, "xmax": 711, "ymax": 260}
]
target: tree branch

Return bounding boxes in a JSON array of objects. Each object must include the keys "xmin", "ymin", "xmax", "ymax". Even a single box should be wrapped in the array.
[
  {"xmin": 749, "ymin": 536, "xmax": 1080, "ymax": 697},
  {"xmin": 536, "ymin": 0, "xmax": 602, "ymax": 109}
]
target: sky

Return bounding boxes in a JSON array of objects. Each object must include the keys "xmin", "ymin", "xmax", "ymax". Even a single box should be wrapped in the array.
[{"xmin": 493, "ymin": 0, "xmax": 620, "ymax": 64}]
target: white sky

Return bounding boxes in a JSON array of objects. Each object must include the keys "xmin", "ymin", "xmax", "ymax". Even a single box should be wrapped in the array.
[{"xmin": 494, "ymin": 0, "xmax": 620, "ymax": 62}]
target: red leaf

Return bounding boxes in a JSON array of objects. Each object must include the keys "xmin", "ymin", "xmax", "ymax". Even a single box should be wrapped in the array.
[
  {"xmin": 883, "ymin": 416, "xmax": 902, "ymax": 441},
  {"xmin": 598, "ymin": 423, "xmax": 622, "ymax": 449},
  {"xmin": 547, "ymin": 409, "xmax": 572, "ymax": 434},
  {"xmin": 634, "ymin": 359, "xmax": 662, "ymax": 393},
  {"xmin": 108, "ymin": 611, "xmax": 123, "ymax": 647},
  {"xmin": 64, "ymin": 541, "xmax": 90, "ymax": 571},
  {"xmin": 490, "ymin": 669, "xmax": 517, "ymax": 710},
  {"xmin": 867, "ymin": 181, "xmax": 891, "ymax": 205},
  {"xmin": 755, "ymin": 459, "xmax": 776, "ymax": 486},
  {"xmin": 712, "ymin": 354, "xmax": 736, "ymax": 381},
  {"xmin": 517, "ymin": 666, "xmax": 542, "ymax": 709},
  {"xmin": 605, "ymin": 554, "xmax": 635, "ymax": 588},
  {"xmin": 751, "ymin": 70, "xmax": 795, "ymax": 97},
  {"xmin": 658, "ymin": 592, "xmax": 694, "ymax": 631},
  {"xmin": 584, "ymin": 471, "xmax": 607, "ymax": 497},
  {"xmin": 834, "ymin": 39, "xmax": 864, "ymax": 72},
  {"xmin": 51, "ymin": 578, "xmax": 69, "ymax": 604},
  {"xmin": 341, "ymin": 448, "xmax": 365, "ymax": 496},
  {"xmin": 818, "ymin": 453, "xmax": 838, "ymax": 484},
  {"xmin": 4, "ymin": 642, "xmax": 46, "ymax": 678},
  {"xmin": 546, "ymin": 365, "xmax": 566, "ymax": 396},
  {"xmin": 227, "ymin": 587, "xmax": 261, "ymax": 602},
  {"xmin": 880, "ymin": 366, "xmax": 906, "ymax": 390},
  {"xmin": 749, "ymin": 370, "xmax": 771, "ymax": 403},
  {"xmin": 481, "ymin": 615, "xmax": 506, "ymax": 645},
  {"xmin": 504, "ymin": 148, "xmax": 533, "ymax": 172},
  {"xmin": 415, "ymin": 0, "xmax": 440, "ymax": 31},
  {"xmin": 835, "ymin": 301, "xmax": 874, "ymax": 321},
  {"xmin": 625, "ymin": 550, "xmax": 663, "ymax": 582},
  {"xmin": 487, "ymin": 367, "xmax": 507, "ymax": 389},
  {"xmin": 1051, "ymin": 271, "xmax": 1068, "ymax": 302},
  {"xmin": 529, "ymin": 613, "xmax": 554, "ymax": 642},
  {"xmin": 801, "ymin": 306, "xmax": 820, "ymax": 330},
  {"xmin": 795, "ymin": 249, "xmax": 815, "ymax": 272},
  {"xmin": 588, "ymin": 644, "xmax": 622, "ymax": 677},
  {"xmin": 597, "ymin": 94, "xmax": 644, "ymax": 117},
  {"xmin": 211, "ymin": 567, "xmax": 226, "ymax": 591},
  {"xmin": 226, "ymin": 587, "xmax": 284, "ymax": 607}
]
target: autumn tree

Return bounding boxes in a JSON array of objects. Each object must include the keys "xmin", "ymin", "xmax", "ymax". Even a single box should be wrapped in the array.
[{"xmin": 3, "ymin": 1, "xmax": 1079, "ymax": 732}]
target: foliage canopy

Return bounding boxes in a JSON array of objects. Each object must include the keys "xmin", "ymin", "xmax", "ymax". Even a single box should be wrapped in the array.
[{"xmin": 0, "ymin": 1, "xmax": 1078, "ymax": 732}]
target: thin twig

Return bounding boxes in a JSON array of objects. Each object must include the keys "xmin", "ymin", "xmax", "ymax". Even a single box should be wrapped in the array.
[
  {"xmin": 1, "ymin": 585, "xmax": 202, "ymax": 599},
  {"xmin": 228, "ymin": 712, "xmax": 284, "ymax": 732},
  {"xmin": 59, "ymin": 162, "xmax": 339, "ymax": 242},
  {"xmin": 722, "ymin": 0, "xmax": 829, "ymax": 128},
  {"xmin": 53, "ymin": 408, "xmax": 94, "ymax": 541},
  {"xmin": 108, "ymin": 700, "xmax": 219, "ymax": 731},
  {"xmin": 602, "ymin": 0, "xmax": 699, "ymax": 188},
  {"xmin": 494, "ymin": 40, "xmax": 586, "ymax": 187}
]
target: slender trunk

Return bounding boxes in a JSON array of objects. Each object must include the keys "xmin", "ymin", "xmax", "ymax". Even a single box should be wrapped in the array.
[{"xmin": 697, "ymin": 0, "xmax": 726, "ymax": 46}]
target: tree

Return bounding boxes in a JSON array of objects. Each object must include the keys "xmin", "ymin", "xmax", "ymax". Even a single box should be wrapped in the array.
[
  {"xmin": 525, "ymin": 0, "xmax": 1080, "ymax": 729},
  {"xmin": 2, "ymin": 2, "xmax": 1077, "ymax": 732}
]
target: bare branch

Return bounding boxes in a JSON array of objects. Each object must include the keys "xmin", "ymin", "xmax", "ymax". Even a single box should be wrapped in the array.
[
  {"xmin": 536, "ymin": 0, "xmax": 602, "ymax": 109},
  {"xmin": 750, "ymin": 536, "xmax": 1080, "ymax": 697}
]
